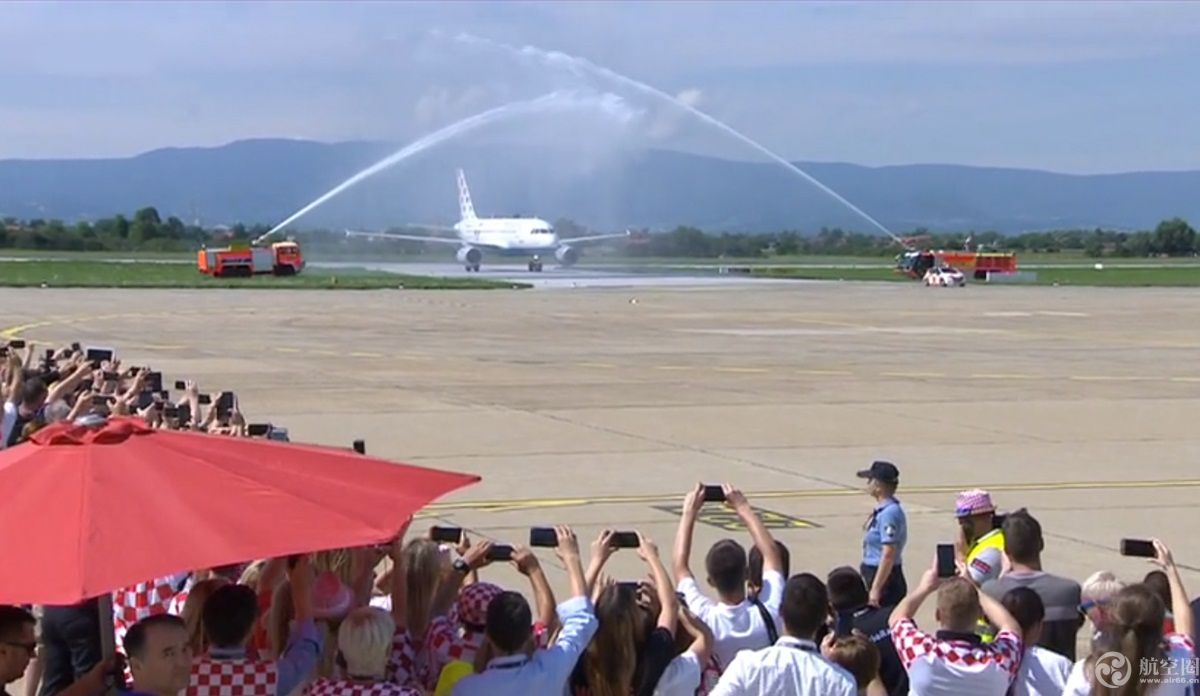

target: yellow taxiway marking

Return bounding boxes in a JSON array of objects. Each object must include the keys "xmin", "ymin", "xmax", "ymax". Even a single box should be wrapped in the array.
[
  {"xmin": 427, "ymin": 478, "xmax": 1200, "ymax": 513},
  {"xmin": 654, "ymin": 365, "xmax": 693, "ymax": 371},
  {"xmin": 577, "ymin": 362, "xmax": 617, "ymax": 369},
  {"xmin": 350, "ymin": 351, "xmax": 385, "ymax": 358},
  {"xmin": 881, "ymin": 371, "xmax": 946, "ymax": 379},
  {"xmin": 713, "ymin": 367, "xmax": 769, "ymax": 374},
  {"xmin": 273, "ymin": 347, "xmax": 301, "ymax": 354},
  {"xmin": 796, "ymin": 369, "xmax": 854, "ymax": 376}
]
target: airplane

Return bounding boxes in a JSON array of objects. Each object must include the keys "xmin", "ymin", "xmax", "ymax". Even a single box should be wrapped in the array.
[{"xmin": 344, "ymin": 169, "xmax": 631, "ymax": 272}]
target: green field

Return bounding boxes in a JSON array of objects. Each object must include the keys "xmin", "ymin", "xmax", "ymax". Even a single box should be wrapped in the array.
[{"xmin": 0, "ymin": 261, "xmax": 526, "ymax": 290}]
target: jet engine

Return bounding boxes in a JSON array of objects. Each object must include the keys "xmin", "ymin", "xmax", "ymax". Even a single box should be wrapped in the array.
[
  {"xmin": 555, "ymin": 245, "xmax": 579, "ymax": 267},
  {"xmin": 456, "ymin": 247, "xmax": 482, "ymax": 268}
]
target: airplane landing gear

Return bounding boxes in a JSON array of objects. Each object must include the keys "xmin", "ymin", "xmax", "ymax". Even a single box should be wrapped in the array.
[
  {"xmin": 528, "ymin": 256, "xmax": 543, "ymax": 272},
  {"xmin": 465, "ymin": 264, "xmax": 481, "ymax": 272}
]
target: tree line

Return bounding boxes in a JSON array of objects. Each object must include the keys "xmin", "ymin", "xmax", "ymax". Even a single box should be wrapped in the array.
[{"xmin": 1, "ymin": 207, "xmax": 1195, "ymax": 259}]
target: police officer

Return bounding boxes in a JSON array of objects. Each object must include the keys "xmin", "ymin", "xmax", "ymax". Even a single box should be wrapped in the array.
[{"xmin": 857, "ymin": 460, "xmax": 907, "ymax": 608}]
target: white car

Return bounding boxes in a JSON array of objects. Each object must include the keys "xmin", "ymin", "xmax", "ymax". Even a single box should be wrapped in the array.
[{"xmin": 923, "ymin": 266, "xmax": 966, "ymax": 287}]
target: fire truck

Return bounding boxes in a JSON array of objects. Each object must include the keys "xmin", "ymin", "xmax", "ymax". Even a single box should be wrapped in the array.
[
  {"xmin": 197, "ymin": 241, "xmax": 305, "ymax": 277},
  {"xmin": 896, "ymin": 249, "xmax": 1017, "ymax": 281}
]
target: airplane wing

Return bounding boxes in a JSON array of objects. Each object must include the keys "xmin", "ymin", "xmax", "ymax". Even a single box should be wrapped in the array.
[
  {"xmin": 559, "ymin": 229, "xmax": 633, "ymax": 244},
  {"xmin": 344, "ymin": 229, "xmax": 461, "ymax": 245}
]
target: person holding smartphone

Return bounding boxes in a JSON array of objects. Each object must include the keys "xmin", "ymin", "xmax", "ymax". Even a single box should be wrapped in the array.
[
  {"xmin": 673, "ymin": 483, "xmax": 785, "ymax": 672},
  {"xmin": 887, "ymin": 553, "xmax": 1023, "ymax": 696}
]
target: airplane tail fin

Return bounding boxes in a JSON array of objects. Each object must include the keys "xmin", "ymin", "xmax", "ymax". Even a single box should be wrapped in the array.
[{"xmin": 456, "ymin": 169, "xmax": 477, "ymax": 221}]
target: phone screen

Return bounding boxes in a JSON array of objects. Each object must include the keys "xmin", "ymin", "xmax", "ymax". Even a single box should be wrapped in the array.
[
  {"xmin": 529, "ymin": 527, "xmax": 557, "ymax": 547},
  {"xmin": 936, "ymin": 544, "xmax": 956, "ymax": 578},
  {"xmin": 610, "ymin": 531, "xmax": 640, "ymax": 548},
  {"xmin": 431, "ymin": 527, "xmax": 463, "ymax": 543},
  {"xmin": 486, "ymin": 545, "xmax": 515, "ymax": 562},
  {"xmin": 1120, "ymin": 539, "xmax": 1156, "ymax": 558},
  {"xmin": 702, "ymin": 485, "xmax": 726, "ymax": 503}
]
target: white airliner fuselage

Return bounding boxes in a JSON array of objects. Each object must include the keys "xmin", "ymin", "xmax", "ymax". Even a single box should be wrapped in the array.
[{"xmin": 346, "ymin": 169, "xmax": 628, "ymax": 272}]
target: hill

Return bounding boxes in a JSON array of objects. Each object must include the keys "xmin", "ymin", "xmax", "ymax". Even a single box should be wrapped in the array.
[{"xmin": 1, "ymin": 139, "xmax": 1197, "ymax": 233}]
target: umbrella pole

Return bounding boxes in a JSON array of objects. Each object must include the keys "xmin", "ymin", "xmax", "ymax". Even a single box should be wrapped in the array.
[{"xmin": 96, "ymin": 593, "xmax": 117, "ymax": 695}]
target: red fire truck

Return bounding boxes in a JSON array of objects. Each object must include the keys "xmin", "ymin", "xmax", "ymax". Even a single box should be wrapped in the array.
[
  {"xmin": 197, "ymin": 241, "xmax": 305, "ymax": 277},
  {"xmin": 896, "ymin": 250, "xmax": 1017, "ymax": 280}
]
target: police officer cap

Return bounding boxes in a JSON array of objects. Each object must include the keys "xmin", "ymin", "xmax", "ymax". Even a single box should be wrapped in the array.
[{"xmin": 856, "ymin": 460, "xmax": 899, "ymax": 484}]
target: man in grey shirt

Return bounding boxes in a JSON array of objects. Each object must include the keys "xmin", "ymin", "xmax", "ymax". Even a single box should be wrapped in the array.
[{"xmin": 981, "ymin": 510, "xmax": 1083, "ymax": 660}]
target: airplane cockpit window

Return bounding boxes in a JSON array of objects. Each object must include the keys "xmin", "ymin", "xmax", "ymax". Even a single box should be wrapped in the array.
[{"xmin": 532, "ymin": 228, "xmax": 553, "ymax": 235}]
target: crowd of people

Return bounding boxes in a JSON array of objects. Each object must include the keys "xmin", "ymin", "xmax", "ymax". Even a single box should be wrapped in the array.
[
  {"xmin": 2, "ymin": 339, "xmax": 1197, "ymax": 696},
  {"xmin": 0, "ymin": 340, "xmax": 278, "ymax": 446}
]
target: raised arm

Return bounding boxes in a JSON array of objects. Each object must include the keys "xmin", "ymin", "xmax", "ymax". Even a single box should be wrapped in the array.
[
  {"xmin": 976, "ymin": 581, "xmax": 1021, "ymax": 637},
  {"xmin": 47, "ymin": 361, "xmax": 93, "ymax": 404},
  {"xmin": 678, "ymin": 604, "xmax": 714, "ymax": 664},
  {"xmin": 6, "ymin": 352, "xmax": 24, "ymax": 404},
  {"xmin": 638, "ymin": 532, "xmax": 678, "ymax": 633},
  {"xmin": 585, "ymin": 529, "xmax": 617, "ymax": 594},
  {"xmin": 724, "ymin": 484, "xmax": 782, "ymax": 574},
  {"xmin": 889, "ymin": 563, "xmax": 940, "ymax": 628},
  {"xmin": 673, "ymin": 484, "xmax": 705, "ymax": 582},
  {"xmin": 513, "ymin": 545, "xmax": 558, "ymax": 636},
  {"xmin": 1153, "ymin": 539, "xmax": 1194, "ymax": 640}
]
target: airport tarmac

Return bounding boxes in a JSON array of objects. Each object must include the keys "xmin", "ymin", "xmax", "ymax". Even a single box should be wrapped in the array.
[
  {"xmin": 313, "ymin": 260, "xmax": 798, "ymax": 288},
  {"xmin": 3, "ymin": 279, "xmax": 1199, "ymax": 608}
]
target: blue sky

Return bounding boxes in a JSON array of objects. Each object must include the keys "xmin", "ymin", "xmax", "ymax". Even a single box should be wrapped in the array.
[{"xmin": 1, "ymin": 1, "xmax": 1197, "ymax": 173}]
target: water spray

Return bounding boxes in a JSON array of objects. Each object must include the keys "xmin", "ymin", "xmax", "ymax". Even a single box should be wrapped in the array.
[
  {"xmin": 257, "ymin": 89, "xmax": 640, "ymax": 243},
  {"xmin": 451, "ymin": 32, "xmax": 907, "ymax": 248}
]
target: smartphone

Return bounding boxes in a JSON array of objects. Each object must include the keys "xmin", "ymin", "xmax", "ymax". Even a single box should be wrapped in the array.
[
  {"xmin": 145, "ymin": 371, "xmax": 163, "ymax": 393},
  {"xmin": 85, "ymin": 347, "xmax": 114, "ymax": 367},
  {"xmin": 176, "ymin": 403, "xmax": 192, "ymax": 424},
  {"xmin": 247, "ymin": 423, "xmax": 271, "ymax": 437},
  {"xmin": 174, "ymin": 380, "xmax": 186, "ymax": 391},
  {"xmin": 610, "ymin": 531, "xmax": 640, "ymax": 549},
  {"xmin": 197, "ymin": 394, "xmax": 212, "ymax": 405},
  {"xmin": 529, "ymin": 527, "xmax": 558, "ymax": 547},
  {"xmin": 9, "ymin": 339, "xmax": 25, "ymax": 349},
  {"xmin": 1120, "ymin": 539, "xmax": 1157, "ymax": 558},
  {"xmin": 70, "ymin": 342, "xmax": 82, "ymax": 352},
  {"xmin": 216, "ymin": 391, "xmax": 235, "ymax": 414},
  {"xmin": 135, "ymin": 391, "xmax": 155, "ymax": 410},
  {"xmin": 431, "ymin": 526, "xmax": 464, "ymax": 543},
  {"xmin": 163, "ymin": 406, "xmax": 180, "ymax": 419},
  {"xmin": 353, "ymin": 439, "xmax": 366, "ymax": 455},
  {"xmin": 936, "ymin": 544, "xmax": 957, "ymax": 578},
  {"xmin": 703, "ymin": 485, "xmax": 726, "ymax": 503},
  {"xmin": 486, "ymin": 545, "xmax": 515, "ymax": 562},
  {"xmin": 91, "ymin": 395, "xmax": 109, "ymax": 408},
  {"xmin": 102, "ymin": 371, "xmax": 119, "ymax": 382},
  {"xmin": 43, "ymin": 348, "xmax": 54, "ymax": 362}
]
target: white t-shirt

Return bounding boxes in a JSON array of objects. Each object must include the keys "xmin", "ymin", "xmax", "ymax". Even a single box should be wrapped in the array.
[
  {"xmin": 654, "ymin": 651, "xmax": 702, "ymax": 696},
  {"xmin": 709, "ymin": 637, "xmax": 857, "ymax": 696},
  {"xmin": 1062, "ymin": 633, "xmax": 1196, "ymax": 696},
  {"xmin": 1011, "ymin": 646, "xmax": 1071, "ymax": 696},
  {"xmin": 678, "ymin": 570, "xmax": 785, "ymax": 670}
]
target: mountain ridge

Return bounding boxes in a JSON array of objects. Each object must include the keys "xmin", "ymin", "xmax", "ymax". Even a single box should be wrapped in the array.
[{"xmin": 2, "ymin": 138, "xmax": 1196, "ymax": 233}]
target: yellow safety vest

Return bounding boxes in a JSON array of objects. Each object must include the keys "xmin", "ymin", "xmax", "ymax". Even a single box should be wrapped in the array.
[{"xmin": 967, "ymin": 528, "xmax": 1006, "ymax": 641}]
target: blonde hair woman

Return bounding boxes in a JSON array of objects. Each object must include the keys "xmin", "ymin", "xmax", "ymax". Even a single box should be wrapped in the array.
[{"xmin": 307, "ymin": 607, "xmax": 419, "ymax": 695}]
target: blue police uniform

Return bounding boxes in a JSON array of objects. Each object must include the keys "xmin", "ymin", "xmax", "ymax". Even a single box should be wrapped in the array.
[{"xmin": 861, "ymin": 497, "xmax": 908, "ymax": 608}]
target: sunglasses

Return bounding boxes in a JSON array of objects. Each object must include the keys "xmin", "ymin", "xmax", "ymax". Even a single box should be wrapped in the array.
[{"xmin": 1078, "ymin": 599, "xmax": 1108, "ymax": 616}]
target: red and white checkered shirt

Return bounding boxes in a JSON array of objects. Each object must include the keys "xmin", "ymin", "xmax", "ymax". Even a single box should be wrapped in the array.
[
  {"xmin": 891, "ymin": 619, "xmax": 1022, "ymax": 696},
  {"xmin": 386, "ymin": 627, "xmax": 433, "ymax": 690},
  {"xmin": 306, "ymin": 678, "xmax": 422, "ymax": 696},
  {"xmin": 189, "ymin": 656, "xmax": 279, "ymax": 696}
]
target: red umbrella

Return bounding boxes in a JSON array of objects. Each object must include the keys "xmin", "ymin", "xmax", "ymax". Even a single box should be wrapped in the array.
[{"xmin": 0, "ymin": 417, "xmax": 480, "ymax": 605}]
